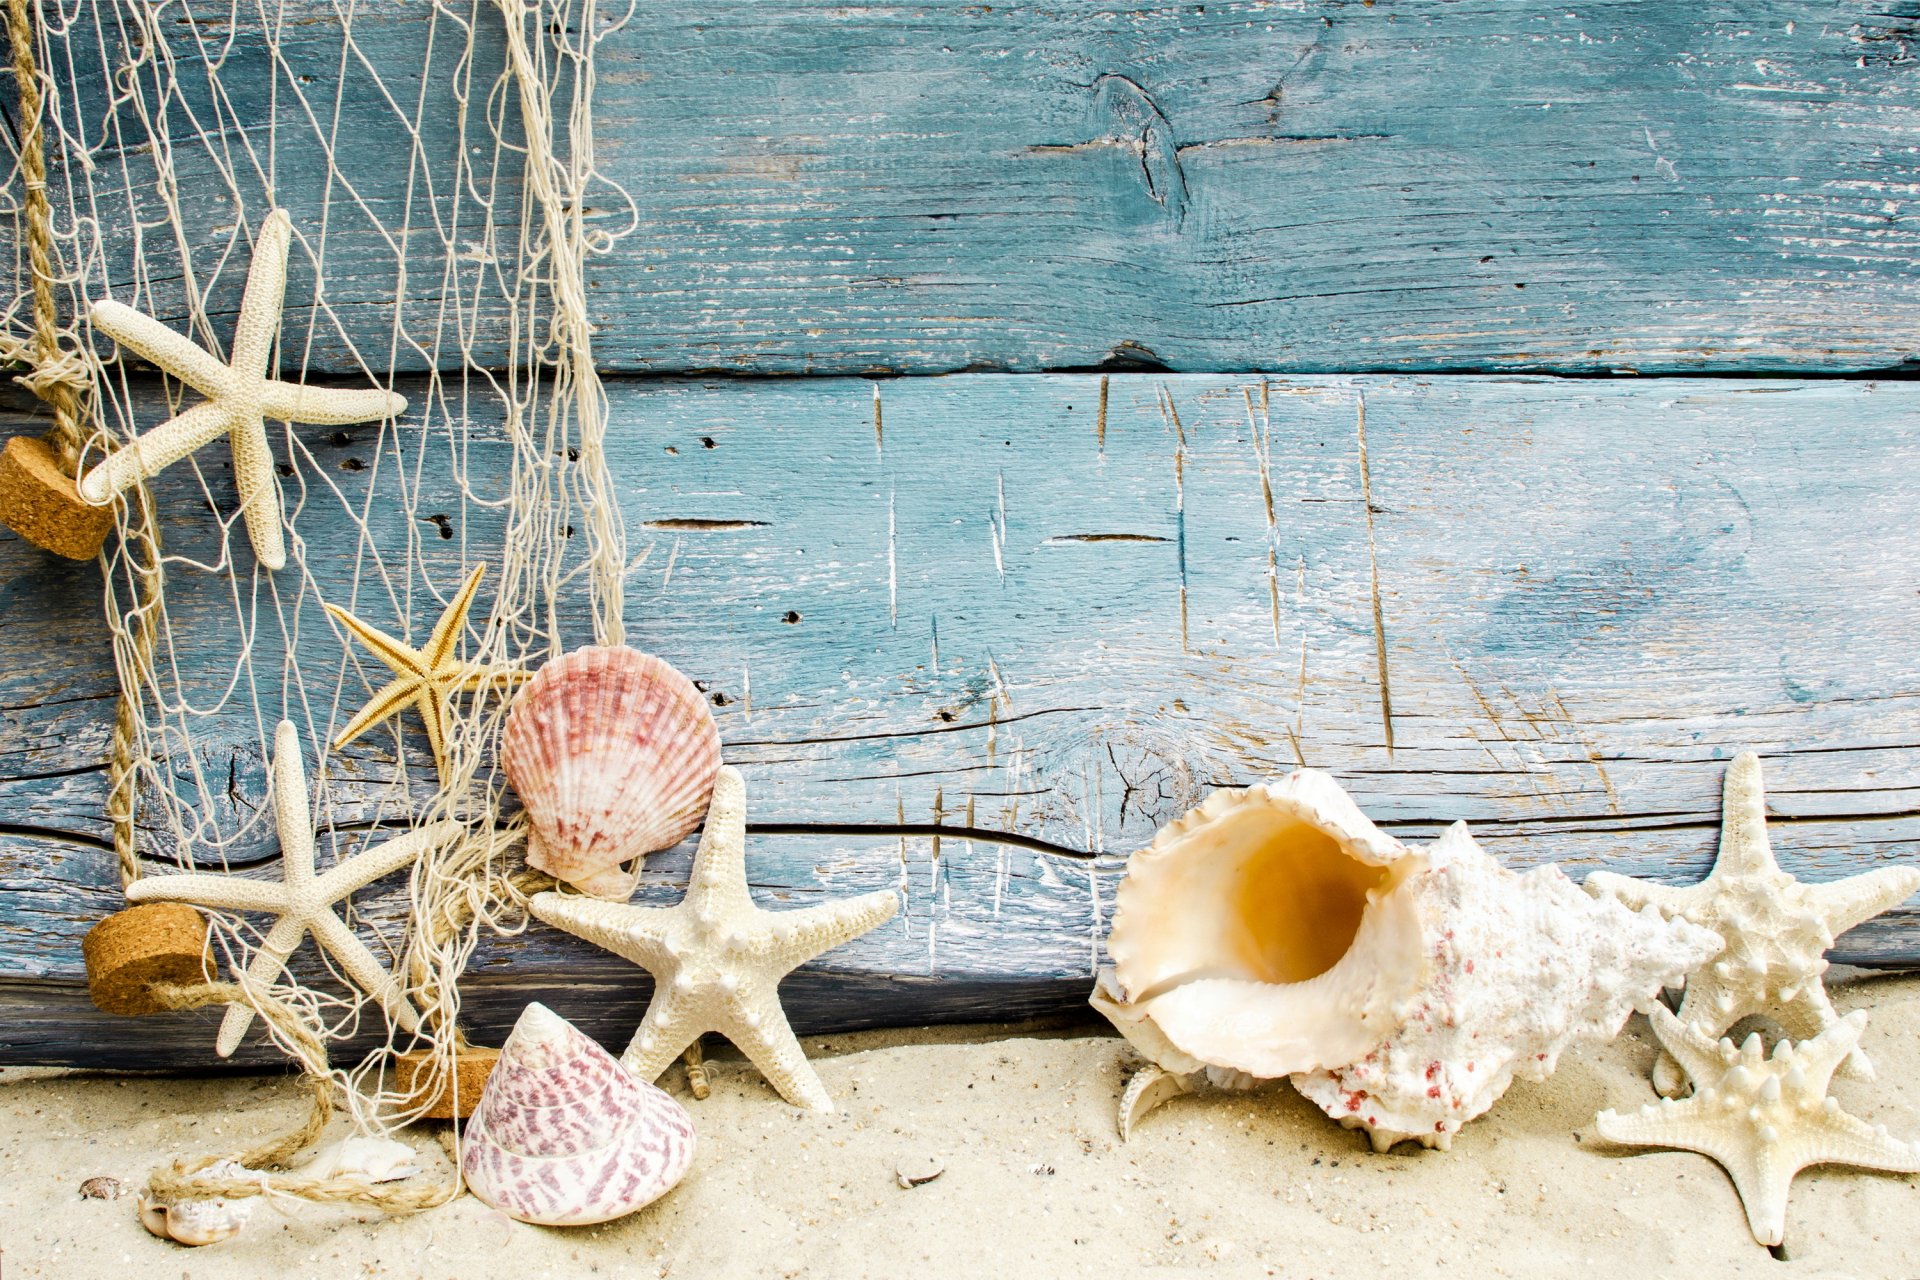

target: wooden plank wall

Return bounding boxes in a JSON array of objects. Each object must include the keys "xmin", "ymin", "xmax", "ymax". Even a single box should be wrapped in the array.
[{"xmin": 4, "ymin": 2, "xmax": 1919, "ymax": 1066}]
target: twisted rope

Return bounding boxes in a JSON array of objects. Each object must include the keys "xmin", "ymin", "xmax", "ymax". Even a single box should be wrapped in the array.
[
  {"xmin": 8, "ymin": 0, "xmax": 163, "ymax": 887},
  {"xmin": 144, "ymin": 982, "xmax": 458, "ymax": 1212},
  {"xmin": 4, "ymin": 0, "xmax": 86, "ymax": 461}
]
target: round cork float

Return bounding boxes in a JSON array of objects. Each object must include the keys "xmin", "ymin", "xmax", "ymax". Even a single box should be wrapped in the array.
[
  {"xmin": 82, "ymin": 902, "xmax": 211, "ymax": 1017},
  {"xmin": 394, "ymin": 1045, "xmax": 501, "ymax": 1119},
  {"xmin": 0, "ymin": 435, "xmax": 115, "ymax": 560}
]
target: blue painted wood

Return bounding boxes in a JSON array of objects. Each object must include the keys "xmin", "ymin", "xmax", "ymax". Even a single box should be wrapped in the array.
[
  {"xmin": 1, "ymin": 372, "xmax": 1917, "ymax": 1067},
  {"xmin": 15, "ymin": 1, "xmax": 1920, "ymax": 377}
]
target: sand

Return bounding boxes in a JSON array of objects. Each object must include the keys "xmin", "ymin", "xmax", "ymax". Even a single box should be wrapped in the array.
[{"xmin": 4, "ymin": 972, "xmax": 1919, "ymax": 1279}]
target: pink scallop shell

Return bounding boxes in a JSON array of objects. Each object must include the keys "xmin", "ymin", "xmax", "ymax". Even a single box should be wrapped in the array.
[
  {"xmin": 502, "ymin": 645, "xmax": 721, "ymax": 898},
  {"xmin": 462, "ymin": 1002, "xmax": 696, "ymax": 1226}
]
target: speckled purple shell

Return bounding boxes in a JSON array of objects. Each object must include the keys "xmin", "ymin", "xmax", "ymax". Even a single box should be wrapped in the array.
[{"xmin": 462, "ymin": 1002, "xmax": 696, "ymax": 1226}]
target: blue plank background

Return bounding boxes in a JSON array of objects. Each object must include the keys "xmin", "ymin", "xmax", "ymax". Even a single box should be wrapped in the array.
[
  {"xmin": 15, "ymin": 1, "xmax": 1920, "ymax": 377},
  {"xmin": 2, "ymin": 372, "xmax": 1917, "ymax": 1066}
]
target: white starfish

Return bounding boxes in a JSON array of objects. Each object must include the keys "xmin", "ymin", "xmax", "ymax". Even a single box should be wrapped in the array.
[
  {"xmin": 1597, "ymin": 1005, "xmax": 1920, "ymax": 1247},
  {"xmin": 81, "ymin": 209, "xmax": 408, "ymax": 571},
  {"xmin": 126, "ymin": 720, "xmax": 463, "ymax": 1057},
  {"xmin": 1588, "ymin": 752, "xmax": 1920, "ymax": 1093},
  {"xmin": 530, "ymin": 766, "xmax": 899, "ymax": 1112}
]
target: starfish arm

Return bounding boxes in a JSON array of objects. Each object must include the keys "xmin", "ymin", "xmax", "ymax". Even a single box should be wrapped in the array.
[
  {"xmin": 717, "ymin": 987, "xmax": 834, "ymax": 1112},
  {"xmin": 88, "ymin": 299, "xmax": 231, "ymax": 392},
  {"xmin": 1671, "ymin": 969, "xmax": 1747, "ymax": 1043},
  {"xmin": 419, "ymin": 684, "xmax": 452, "ymax": 780},
  {"xmin": 1787, "ymin": 1111, "xmax": 1920, "ymax": 1177},
  {"xmin": 126, "ymin": 872, "xmax": 288, "ymax": 916},
  {"xmin": 764, "ymin": 890, "xmax": 901, "ymax": 971},
  {"xmin": 1715, "ymin": 752, "xmax": 1780, "ymax": 877},
  {"xmin": 228, "ymin": 413, "xmax": 286, "ymax": 571},
  {"xmin": 330, "ymin": 676, "xmax": 423, "ymax": 752},
  {"xmin": 528, "ymin": 892, "xmax": 679, "ymax": 973},
  {"xmin": 214, "ymin": 913, "xmax": 309, "ymax": 1058},
  {"xmin": 227, "ymin": 209, "xmax": 293, "ymax": 381},
  {"xmin": 1596, "ymin": 1101, "xmax": 1764, "ymax": 1190},
  {"xmin": 324, "ymin": 603, "xmax": 429, "ymax": 679},
  {"xmin": 423, "ymin": 564, "xmax": 488, "ymax": 668},
  {"xmin": 1807, "ymin": 865, "xmax": 1920, "ymax": 939},
  {"xmin": 1776, "ymin": 1009, "xmax": 1869, "ymax": 1094},
  {"xmin": 1643, "ymin": 1004, "xmax": 1727, "ymax": 1090},
  {"xmin": 316, "ymin": 819, "xmax": 463, "ymax": 900},
  {"xmin": 686, "ymin": 768, "xmax": 751, "ymax": 905},
  {"xmin": 306, "ymin": 908, "xmax": 421, "ymax": 1034},
  {"xmin": 1729, "ymin": 1144, "xmax": 1797, "ymax": 1248},
  {"xmin": 448, "ymin": 662, "xmax": 531, "ymax": 693},
  {"xmin": 1771, "ymin": 985, "xmax": 1845, "ymax": 1051},
  {"xmin": 1584, "ymin": 870, "xmax": 1708, "ymax": 918},
  {"xmin": 78, "ymin": 399, "xmax": 233, "ymax": 503},
  {"xmin": 619, "ymin": 985, "xmax": 702, "ymax": 1085},
  {"xmin": 271, "ymin": 721, "xmax": 318, "ymax": 885},
  {"xmin": 261, "ymin": 381, "xmax": 408, "ymax": 427}
]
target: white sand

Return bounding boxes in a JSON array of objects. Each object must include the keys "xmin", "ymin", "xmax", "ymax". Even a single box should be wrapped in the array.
[{"xmin": 4, "ymin": 973, "xmax": 1919, "ymax": 1278}]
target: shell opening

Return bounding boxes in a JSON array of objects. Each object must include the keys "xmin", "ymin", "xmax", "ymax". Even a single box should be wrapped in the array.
[{"xmin": 1228, "ymin": 814, "xmax": 1391, "ymax": 984}]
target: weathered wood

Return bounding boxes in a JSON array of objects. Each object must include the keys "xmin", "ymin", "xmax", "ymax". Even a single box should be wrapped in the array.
[
  {"xmin": 16, "ymin": 1, "xmax": 1920, "ymax": 377},
  {"xmin": 1, "ymin": 372, "xmax": 1917, "ymax": 1067}
]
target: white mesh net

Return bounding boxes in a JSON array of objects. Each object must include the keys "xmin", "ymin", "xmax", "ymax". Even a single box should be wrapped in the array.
[{"xmin": 5, "ymin": 0, "xmax": 628, "ymax": 1164}]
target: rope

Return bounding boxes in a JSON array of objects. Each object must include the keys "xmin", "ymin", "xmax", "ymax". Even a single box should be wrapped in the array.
[
  {"xmin": 4, "ymin": 0, "xmax": 86, "ymax": 462},
  {"xmin": 143, "ymin": 982, "xmax": 458, "ymax": 1212},
  {"xmin": 105, "ymin": 482, "xmax": 163, "ymax": 887},
  {"xmin": 7, "ymin": 0, "xmax": 164, "ymax": 888}
]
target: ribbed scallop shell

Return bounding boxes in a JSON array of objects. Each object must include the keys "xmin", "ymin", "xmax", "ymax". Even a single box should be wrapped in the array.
[
  {"xmin": 502, "ymin": 645, "xmax": 721, "ymax": 899},
  {"xmin": 463, "ymin": 1002, "xmax": 696, "ymax": 1226}
]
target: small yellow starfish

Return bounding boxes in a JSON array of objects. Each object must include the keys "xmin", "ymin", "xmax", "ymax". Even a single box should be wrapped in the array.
[
  {"xmin": 1588, "ymin": 752, "xmax": 1920, "ymax": 1093},
  {"xmin": 81, "ymin": 209, "xmax": 408, "ymax": 571},
  {"xmin": 530, "ymin": 766, "xmax": 899, "ymax": 1112},
  {"xmin": 126, "ymin": 720, "xmax": 465, "ymax": 1057},
  {"xmin": 324, "ymin": 563, "xmax": 527, "ymax": 781}
]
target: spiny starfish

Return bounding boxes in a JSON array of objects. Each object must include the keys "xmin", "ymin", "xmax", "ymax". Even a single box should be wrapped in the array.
[
  {"xmin": 81, "ymin": 208, "xmax": 407, "ymax": 571},
  {"xmin": 126, "ymin": 720, "xmax": 464, "ymax": 1057},
  {"xmin": 1588, "ymin": 751, "xmax": 1920, "ymax": 1094},
  {"xmin": 1597, "ymin": 1005, "xmax": 1920, "ymax": 1247},
  {"xmin": 324, "ymin": 563, "xmax": 527, "ymax": 782},
  {"xmin": 530, "ymin": 766, "xmax": 899, "ymax": 1112}
]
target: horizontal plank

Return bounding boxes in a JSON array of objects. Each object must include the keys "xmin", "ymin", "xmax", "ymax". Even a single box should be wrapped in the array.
[
  {"xmin": 15, "ymin": 1, "xmax": 1920, "ymax": 377},
  {"xmin": 3, "ymin": 371, "xmax": 1920, "ymax": 1067}
]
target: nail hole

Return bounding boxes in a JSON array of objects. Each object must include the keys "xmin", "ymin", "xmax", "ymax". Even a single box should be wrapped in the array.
[
  {"xmin": 422, "ymin": 513, "xmax": 454, "ymax": 540},
  {"xmin": 709, "ymin": 690, "xmax": 731, "ymax": 706},
  {"xmin": 340, "ymin": 457, "xmax": 365, "ymax": 472},
  {"xmin": 700, "ymin": 436, "xmax": 717, "ymax": 449},
  {"xmin": 783, "ymin": 611, "xmax": 801, "ymax": 624},
  {"xmin": 328, "ymin": 431, "xmax": 352, "ymax": 446}
]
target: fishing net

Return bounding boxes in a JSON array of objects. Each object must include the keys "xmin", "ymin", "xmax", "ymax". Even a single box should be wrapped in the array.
[{"xmin": 3, "ymin": 0, "xmax": 629, "ymax": 1191}]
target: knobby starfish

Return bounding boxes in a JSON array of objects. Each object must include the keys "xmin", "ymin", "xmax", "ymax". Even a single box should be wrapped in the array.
[
  {"xmin": 127, "ymin": 720, "xmax": 464, "ymax": 1057},
  {"xmin": 530, "ymin": 766, "xmax": 899, "ymax": 1112},
  {"xmin": 1588, "ymin": 751, "xmax": 1920, "ymax": 1094},
  {"xmin": 81, "ymin": 208, "xmax": 408, "ymax": 571},
  {"xmin": 325, "ymin": 563, "xmax": 527, "ymax": 781},
  {"xmin": 1597, "ymin": 1005, "xmax": 1920, "ymax": 1247}
]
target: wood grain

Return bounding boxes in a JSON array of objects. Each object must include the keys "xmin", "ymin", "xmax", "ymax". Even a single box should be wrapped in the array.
[
  {"xmin": 2, "ymin": 371, "xmax": 1917, "ymax": 1067},
  {"xmin": 17, "ymin": 1, "xmax": 1920, "ymax": 378}
]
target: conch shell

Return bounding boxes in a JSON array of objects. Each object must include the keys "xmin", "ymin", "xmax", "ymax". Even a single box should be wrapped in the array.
[
  {"xmin": 1094, "ymin": 770, "xmax": 1723, "ymax": 1151},
  {"xmin": 1103, "ymin": 770, "xmax": 1428, "ymax": 1080},
  {"xmin": 502, "ymin": 644, "xmax": 721, "ymax": 899},
  {"xmin": 463, "ymin": 1001, "xmax": 696, "ymax": 1226}
]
